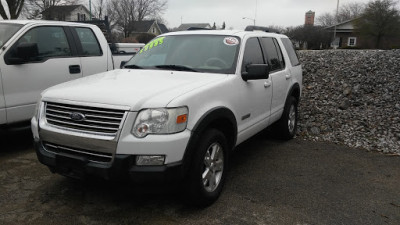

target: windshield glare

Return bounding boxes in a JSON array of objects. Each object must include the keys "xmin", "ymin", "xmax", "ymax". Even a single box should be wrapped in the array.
[
  {"xmin": 125, "ymin": 35, "xmax": 241, "ymax": 74},
  {"xmin": 0, "ymin": 23, "xmax": 23, "ymax": 48}
]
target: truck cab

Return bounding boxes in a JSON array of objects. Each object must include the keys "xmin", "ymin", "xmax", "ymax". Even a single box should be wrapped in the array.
[{"xmin": 0, "ymin": 20, "xmax": 133, "ymax": 131}]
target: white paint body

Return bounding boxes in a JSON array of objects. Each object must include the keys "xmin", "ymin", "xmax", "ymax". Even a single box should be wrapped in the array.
[
  {"xmin": 0, "ymin": 20, "xmax": 133, "ymax": 126},
  {"xmin": 32, "ymin": 30, "xmax": 302, "ymax": 165}
]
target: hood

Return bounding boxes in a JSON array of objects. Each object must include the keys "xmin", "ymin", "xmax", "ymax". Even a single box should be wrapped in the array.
[{"xmin": 42, "ymin": 69, "xmax": 228, "ymax": 111}]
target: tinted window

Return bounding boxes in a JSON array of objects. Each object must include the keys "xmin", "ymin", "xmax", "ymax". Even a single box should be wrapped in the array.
[
  {"xmin": 10, "ymin": 26, "xmax": 71, "ymax": 60},
  {"xmin": 261, "ymin": 37, "xmax": 284, "ymax": 71},
  {"xmin": 75, "ymin": 27, "xmax": 102, "ymax": 56},
  {"xmin": 281, "ymin": 38, "xmax": 300, "ymax": 66},
  {"xmin": 242, "ymin": 38, "xmax": 265, "ymax": 72}
]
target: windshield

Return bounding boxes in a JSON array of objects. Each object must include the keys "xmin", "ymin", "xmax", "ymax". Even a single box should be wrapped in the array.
[
  {"xmin": 0, "ymin": 23, "xmax": 23, "ymax": 48},
  {"xmin": 125, "ymin": 35, "xmax": 241, "ymax": 74}
]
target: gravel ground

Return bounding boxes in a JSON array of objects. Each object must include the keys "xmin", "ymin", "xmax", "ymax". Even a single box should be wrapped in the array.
[
  {"xmin": 1, "ymin": 132, "xmax": 400, "ymax": 225},
  {"xmin": 297, "ymin": 50, "xmax": 400, "ymax": 155}
]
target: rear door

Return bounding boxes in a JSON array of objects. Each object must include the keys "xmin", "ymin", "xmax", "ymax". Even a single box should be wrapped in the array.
[
  {"xmin": 1, "ymin": 25, "xmax": 82, "ymax": 123},
  {"xmin": 260, "ymin": 37, "xmax": 291, "ymax": 119},
  {"xmin": 70, "ymin": 26, "xmax": 109, "ymax": 75}
]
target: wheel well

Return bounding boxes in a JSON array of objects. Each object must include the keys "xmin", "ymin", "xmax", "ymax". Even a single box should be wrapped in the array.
[
  {"xmin": 290, "ymin": 84, "xmax": 301, "ymax": 103},
  {"xmin": 207, "ymin": 118, "xmax": 236, "ymax": 150}
]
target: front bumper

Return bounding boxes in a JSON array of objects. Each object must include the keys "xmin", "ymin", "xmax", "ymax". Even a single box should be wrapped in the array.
[{"xmin": 34, "ymin": 140, "xmax": 185, "ymax": 183}]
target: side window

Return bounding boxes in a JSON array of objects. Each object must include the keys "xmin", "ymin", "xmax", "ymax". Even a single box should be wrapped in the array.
[
  {"xmin": 75, "ymin": 27, "xmax": 102, "ymax": 56},
  {"xmin": 9, "ymin": 26, "xmax": 71, "ymax": 61},
  {"xmin": 281, "ymin": 38, "xmax": 300, "ymax": 66},
  {"xmin": 261, "ymin": 37, "xmax": 284, "ymax": 72},
  {"xmin": 242, "ymin": 38, "xmax": 265, "ymax": 72}
]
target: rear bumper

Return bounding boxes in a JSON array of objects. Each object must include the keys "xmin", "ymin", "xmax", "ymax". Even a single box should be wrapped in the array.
[{"xmin": 34, "ymin": 140, "xmax": 184, "ymax": 183}]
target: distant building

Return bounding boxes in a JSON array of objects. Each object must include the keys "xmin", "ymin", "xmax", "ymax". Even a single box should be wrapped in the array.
[
  {"xmin": 305, "ymin": 10, "xmax": 315, "ymax": 26},
  {"xmin": 176, "ymin": 23, "xmax": 212, "ymax": 31},
  {"xmin": 326, "ymin": 18, "xmax": 400, "ymax": 49},
  {"xmin": 42, "ymin": 5, "xmax": 91, "ymax": 21},
  {"xmin": 129, "ymin": 20, "xmax": 169, "ymax": 37}
]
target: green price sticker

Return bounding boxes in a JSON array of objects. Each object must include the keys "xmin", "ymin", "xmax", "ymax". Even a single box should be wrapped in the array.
[{"xmin": 139, "ymin": 37, "xmax": 165, "ymax": 54}]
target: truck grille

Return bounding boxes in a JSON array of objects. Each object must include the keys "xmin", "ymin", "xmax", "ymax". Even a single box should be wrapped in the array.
[
  {"xmin": 45, "ymin": 102, "xmax": 126, "ymax": 136},
  {"xmin": 43, "ymin": 142, "xmax": 112, "ymax": 163}
]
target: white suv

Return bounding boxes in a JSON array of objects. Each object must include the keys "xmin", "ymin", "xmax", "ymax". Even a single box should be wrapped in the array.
[{"xmin": 32, "ymin": 27, "xmax": 302, "ymax": 206}]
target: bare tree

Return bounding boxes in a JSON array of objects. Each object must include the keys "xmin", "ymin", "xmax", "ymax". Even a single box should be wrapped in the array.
[
  {"xmin": 107, "ymin": 0, "xmax": 167, "ymax": 38},
  {"xmin": 355, "ymin": 0, "xmax": 400, "ymax": 48},
  {"xmin": 317, "ymin": 2, "xmax": 365, "ymax": 27},
  {"xmin": 317, "ymin": 12, "xmax": 336, "ymax": 27},
  {"xmin": 0, "ymin": 0, "xmax": 25, "ymax": 19},
  {"xmin": 23, "ymin": 0, "xmax": 81, "ymax": 19}
]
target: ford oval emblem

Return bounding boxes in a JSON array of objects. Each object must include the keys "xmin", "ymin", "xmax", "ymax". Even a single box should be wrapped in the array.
[{"xmin": 70, "ymin": 112, "xmax": 86, "ymax": 121}]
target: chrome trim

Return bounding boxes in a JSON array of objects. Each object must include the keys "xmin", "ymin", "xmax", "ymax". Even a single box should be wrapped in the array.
[
  {"xmin": 43, "ymin": 100, "xmax": 130, "ymax": 138},
  {"xmin": 43, "ymin": 142, "xmax": 112, "ymax": 164}
]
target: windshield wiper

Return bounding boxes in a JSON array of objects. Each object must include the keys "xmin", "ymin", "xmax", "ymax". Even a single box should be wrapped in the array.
[
  {"xmin": 124, "ymin": 64, "xmax": 143, "ymax": 69},
  {"xmin": 155, "ymin": 65, "xmax": 198, "ymax": 72}
]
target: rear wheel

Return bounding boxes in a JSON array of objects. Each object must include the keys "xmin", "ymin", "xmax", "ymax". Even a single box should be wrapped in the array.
[
  {"xmin": 187, "ymin": 129, "xmax": 228, "ymax": 207},
  {"xmin": 274, "ymin": 96, "xmax": 298, "ymax": 140}
]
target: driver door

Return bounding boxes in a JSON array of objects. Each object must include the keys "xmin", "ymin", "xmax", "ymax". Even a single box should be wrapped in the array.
[{"xmin": 0, "ymin": 25, "xmax": 82, "ymax": 124}]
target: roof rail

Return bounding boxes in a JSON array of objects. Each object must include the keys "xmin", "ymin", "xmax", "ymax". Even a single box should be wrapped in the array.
[
  {"xmin": 245, "ymin": 26, "xmax": 280, "ymax": 34},
  {"xmin": 187, "ymin": 27, "xmax": 212, "ymax": 31}
]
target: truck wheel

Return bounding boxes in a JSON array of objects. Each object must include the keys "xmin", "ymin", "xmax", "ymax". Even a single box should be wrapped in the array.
[
  {"xmin": 187, "ymin": 129, "xmax": 228, "ymax": 207},
  {"xmin": 274, "ymin": 96, "xmax": 298, "ymax": 140}
]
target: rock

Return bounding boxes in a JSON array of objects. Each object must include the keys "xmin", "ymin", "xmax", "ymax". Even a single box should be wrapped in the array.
[
  {"xmin": 339, "ymin": 99, "xmax": 351, "ymax": 110},
  {"xmin": 297, "ymin": 49, "xmax": 400, "ymax": 155}
]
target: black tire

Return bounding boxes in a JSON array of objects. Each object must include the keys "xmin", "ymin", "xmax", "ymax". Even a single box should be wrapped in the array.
[
  {"xmin": 187, "ymin": 129, "xmax": 228, "ymax": 207},
  {"xmin": 274, "ymin": 96, "xmax": 298, "ymax": 140}
]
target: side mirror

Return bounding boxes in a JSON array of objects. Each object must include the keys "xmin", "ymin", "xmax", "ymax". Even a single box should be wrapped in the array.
[
  {"xmin": 241, "ymin": 64, "xmax": 270, "ymax": 81},
  {"xmin": 7, "ymin": 43, "xmax": 39, "ymax": 65},
  {"xmin": 120, "ymin": 61, "xmax": 127, "ymax": 68}
]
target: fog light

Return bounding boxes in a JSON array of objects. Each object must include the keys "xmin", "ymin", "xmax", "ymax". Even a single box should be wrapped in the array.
[{"xmin": 136, "ymin": 155, "xmax": 165, "ymax": 166}]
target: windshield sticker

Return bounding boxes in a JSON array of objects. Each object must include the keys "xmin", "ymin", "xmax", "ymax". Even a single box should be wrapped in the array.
[
  {"xmin": 223, "ymin": 37, "xmax": 239, "ymax": 46},
  {"xmin": 139, "ymin": 37, "xmax": 165, "ymax": 54}
]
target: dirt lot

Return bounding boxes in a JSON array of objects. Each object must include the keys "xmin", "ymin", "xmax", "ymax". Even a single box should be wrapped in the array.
[{"xmin": 1, "ymin": 130, "xmax": 399, "ymax": 225}]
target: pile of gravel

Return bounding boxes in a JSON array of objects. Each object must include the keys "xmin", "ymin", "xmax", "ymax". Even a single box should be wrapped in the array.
[{"xmin": 297, "ymin": 50, "xmax": 400, "ymax": 155}]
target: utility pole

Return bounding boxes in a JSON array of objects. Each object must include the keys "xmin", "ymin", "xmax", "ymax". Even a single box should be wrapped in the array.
[
  {"xmin": 333, "ymin": 0, "xmax": 340, "ymax": 49},
  {"xmin": 89, "ymin": 0, "xmax": 92, "ymax": 20},
  {"xmin": 254, "ymin": 0, "xmax": 258, "ymax": 26}
]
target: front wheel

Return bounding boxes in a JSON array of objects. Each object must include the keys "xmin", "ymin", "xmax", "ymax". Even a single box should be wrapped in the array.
[
  {"xmin": 187, "ymin": 129, "xmax": 228, "ymax": 207},
  {"xmin": 274, "ymin": 96, "xmax": 298, "ymax": 140}
]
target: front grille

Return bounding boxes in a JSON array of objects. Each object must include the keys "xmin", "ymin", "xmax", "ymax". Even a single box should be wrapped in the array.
[
  {"xmin": 45, "ymin": 102, "xmax": 126, "ymax": 136},
  {"xmin": 43, "ymin": 142, "xmax": 113, "ymax": 163}
]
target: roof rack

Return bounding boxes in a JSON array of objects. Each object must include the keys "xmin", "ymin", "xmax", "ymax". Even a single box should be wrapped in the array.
[
  {"xmin": 245, "ymin": 26, "xmax": 280, "ymax": 34},
  {"xmin": 187, "ymin": 27, "xmax": 212, "ymax": 31}
]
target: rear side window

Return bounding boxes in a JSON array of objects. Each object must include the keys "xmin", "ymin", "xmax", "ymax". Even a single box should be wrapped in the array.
[
  {"xmin": 75, "ymin": 27, "xmax": 102, "ymax": 56},
  {"xmin": 242, "ymin": 38, "xmax": 265, "ymax": 72},
  {"xmin": 281, "ymin": 38, "xmax": 300, "ymax": 66},
  {"xmin": 261, "ymin": 37, "xmax": 285, "ymax": 72}
]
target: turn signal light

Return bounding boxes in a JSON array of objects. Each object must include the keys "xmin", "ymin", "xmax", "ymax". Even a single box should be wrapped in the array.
[{"xmin": 176, "ymin": 114, "xmax": 187, "ymax": 124}]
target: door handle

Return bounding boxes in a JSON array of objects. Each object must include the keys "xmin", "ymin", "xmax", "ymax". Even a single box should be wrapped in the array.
[
  {"xmin": 264, "ymin": 80, "xmax": 271, "ymax": 88},
  {"xmin": 69, "ymin": 65, "xmax": 81, "ymax": 74},
  {"xmin": 285, "ymin": 74, "xmax": 291, "ymax": 80}
]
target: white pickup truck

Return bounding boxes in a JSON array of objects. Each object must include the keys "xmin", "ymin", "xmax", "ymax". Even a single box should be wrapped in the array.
[
  {"xmin": 0, "ymin": 20, "xmax": 134, "ymax": 131},
  {"xmin": 32, "ymin": 27, "xmax": 302, "ymax": 206}
]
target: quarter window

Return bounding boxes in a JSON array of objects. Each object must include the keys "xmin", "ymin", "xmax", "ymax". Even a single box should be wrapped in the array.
[
  {"xmin": 242, "ymin": 38, "xmax": 265, "ymax": 72},
  {"xmin": 75, "ymin": 27, "xmax": 102, "ymax": 56},
  {"xmin": 281, "ymin": 38, "xmax": 300, "ymax": 66}
]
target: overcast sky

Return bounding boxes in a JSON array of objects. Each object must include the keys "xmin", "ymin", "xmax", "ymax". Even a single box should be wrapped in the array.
[{"xmin": 163, "ymin": 0, "xmax": 374, "ymax": 29}]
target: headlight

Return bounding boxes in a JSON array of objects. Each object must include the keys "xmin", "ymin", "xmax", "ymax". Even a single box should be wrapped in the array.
[{"xmin": 132, "ymin": 107, "xmax": 188, "ymax": 138}]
